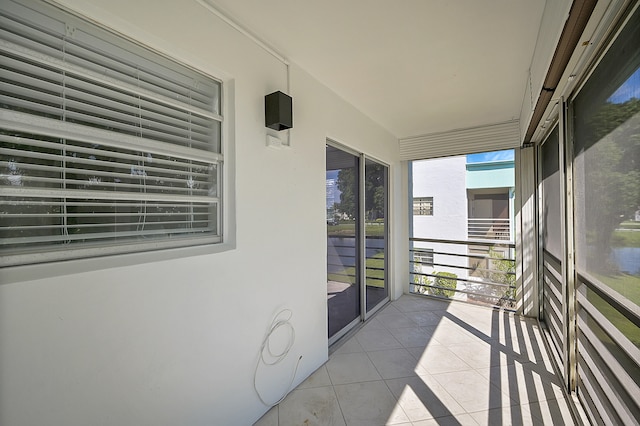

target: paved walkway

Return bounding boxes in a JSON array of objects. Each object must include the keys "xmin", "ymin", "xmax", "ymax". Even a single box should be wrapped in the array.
[{"xmin": 255, "ymin": 294, "xmax": 577, "ymax": 425}]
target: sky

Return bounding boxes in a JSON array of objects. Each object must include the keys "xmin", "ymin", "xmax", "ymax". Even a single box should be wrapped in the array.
[
  {"xmin": 466, "ymin": 149, "xmax": 514, "ymax": 163},
  {"xmin": 326, "ymin": 170, "xmax": 340, "ymax": 206},
  {"xmin": 608, "ymin": 67, "xmax": 640, "ymax": 104},
  {"xmin": 326, "ymin": 170, "xmax": 339, "ymax": 180}
]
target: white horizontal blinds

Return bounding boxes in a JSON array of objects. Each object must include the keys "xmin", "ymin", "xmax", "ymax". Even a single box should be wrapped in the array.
[
  {"xmin": 399, "ymin": 120, "xmax": 521, "ymax": 160},
  {"xmin": 0, "ymin": 0, "xmax": 222, "ymax": 264},
  {"xmin": 0, "ymin": 10, "xmax": 221, "ymax": 151},
  {"xmin": 1, "ymin": 132, "xmax": 218, "ymax": 199}
]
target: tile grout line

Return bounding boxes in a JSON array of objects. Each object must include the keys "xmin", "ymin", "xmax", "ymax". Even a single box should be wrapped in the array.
[
  {"xmin": 362, "ymin": 335, "xmax": 414, "ymax": 425},
  {"xmin": 267, "ymin": 295, "xmax": 576, "ymax": 425},
  {"xmin": 377, "ymin": 305, "xmax": 475, "ymax": 423},
  {"xmin": 321, "ymin": 357, "xmax": 350, "ymax": 426}
]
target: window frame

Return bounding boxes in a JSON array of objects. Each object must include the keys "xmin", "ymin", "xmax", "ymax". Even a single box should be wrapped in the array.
[
  {"xmin": 0, "ymin": 0, "xmax": 227, "ymax": 268},
  {"xmin": 413, "ymin": 196, "xmax": 434, "ymax": 216},
  {"xmin": 414, "ymin": 248, "xmax": 434, "ymax": 266}
]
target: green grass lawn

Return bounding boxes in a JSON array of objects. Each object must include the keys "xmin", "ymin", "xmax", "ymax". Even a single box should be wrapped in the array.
[
  {"xmin": 593, "ymin": 273, "xmax": 640, "ymax": 348},
  {"xmin": 327, "ymin": 252, "xmax": 385, "ymax": 288},
  {"xmin": 612, "ymin": 229, "xmax": 640, "ymax": 247},
  {"xmin": 619, "ymin": 221, "xmax": 640, "ymax": 229},
  {"xmin": 596, "ymin": 273, "xmax": 640, "ymax": 304},
  {"xmin": 327, "ymin": 222, "xmax": 386, "ymax": 237}
]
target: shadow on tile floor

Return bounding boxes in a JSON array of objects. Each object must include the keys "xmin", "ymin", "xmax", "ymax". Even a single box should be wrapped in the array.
[{"xmin": 254, "ymin": 294, "xmax": 577, "ymax": 426}]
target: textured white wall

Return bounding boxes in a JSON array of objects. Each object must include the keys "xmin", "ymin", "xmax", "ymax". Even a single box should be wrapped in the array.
[
  {"xmin": 412, "ymin": 156, "xmax": 468, "ymax": 242},
  {"xmin": 411, "ymin": 156, "xmax": 468, "ymax": 280},
  {"xmin": 0, "ymin": 1, "xmax": 399, "ymax": 425}
]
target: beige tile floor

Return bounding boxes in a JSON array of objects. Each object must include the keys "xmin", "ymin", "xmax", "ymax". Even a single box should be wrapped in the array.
[{"xmin": 255, "ymin": 294, "xmax": 577, "ymax": 426}]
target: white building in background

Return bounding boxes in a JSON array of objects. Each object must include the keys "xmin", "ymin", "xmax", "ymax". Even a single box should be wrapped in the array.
[
  {"xmin": 412, "ymin": 155, "xmax": 468, "ymax": 242},
  {"xmin": 411, "ymin": 152, "xmax": 515, "ymax": 300},
  {"xmin": 411, "ymin": 156, "xmax": 469, "ymax": 295},
  {"xmin": 326, "ymin": 178, "xmax": 337, "ymax": 222}
]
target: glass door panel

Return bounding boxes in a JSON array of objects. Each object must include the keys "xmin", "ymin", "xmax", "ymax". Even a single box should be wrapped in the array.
[
  {"xmin": 365, "ymin": 158, "xmax": 388, "ymax": 312},
  {"xmin": 326, "ymin": 145, "xmax": 361, "ymax": 340}
]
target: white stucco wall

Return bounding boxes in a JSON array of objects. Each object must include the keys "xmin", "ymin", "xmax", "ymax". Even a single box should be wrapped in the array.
[
  {"xmin": 411, "ymin": 156, "xmax": 468, "ymax": 284},
  {"xmin": 0, "ymin": 1, "xmax": 400, "ymax": 425}
]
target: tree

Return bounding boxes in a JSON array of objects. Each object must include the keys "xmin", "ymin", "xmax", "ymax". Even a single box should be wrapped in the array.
[
  {"xmin": 365, "ymin": 163, "xmax": 386, "ymax": 220},
  {"xmin": 336, "ymin": 168, "xmax": 357, "ymax": 219},
  {"xmin": 579, "ymin": 97, "xmax": 640, "ymax": 273},
  {"xmin": 335, "ymin": 164, "xmax": 386, "ymax": 221},
  {"xmin": 430, "ymin": 272, "xmax": 457, "ymax": 298},
  {"xmin": 487, "ymin": 248, "xmax": 516, "ymax": 308}
]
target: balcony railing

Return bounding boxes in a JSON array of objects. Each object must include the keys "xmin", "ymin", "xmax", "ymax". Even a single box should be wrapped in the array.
[
  {"xmin": 327, "ymin": 235, "xmax": 385, "ymax": 288},
  {"xmin": 467, "ymin": 218, "xmax": 511, "ymax": 241},
  {"xmin": 410, "ymin": 237, "xmax": 516, "ymax": 309}
]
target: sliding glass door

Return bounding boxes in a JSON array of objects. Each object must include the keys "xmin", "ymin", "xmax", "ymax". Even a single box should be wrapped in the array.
[
  {"xmin": 326, "ymin": 143, "xmax": 389, "ymax": 343},
  {"xmin": 326, "ymin": 145, "xmax": 361, "ymax": 341},
  {"xmin": 365, "ymin": 158, "xmax": 388, "ymax": 312}
]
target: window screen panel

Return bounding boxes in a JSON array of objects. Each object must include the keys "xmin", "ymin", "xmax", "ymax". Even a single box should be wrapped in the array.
[{"xmin": 571, "ymin": 5, "xmax": 640, "ymax": 423}]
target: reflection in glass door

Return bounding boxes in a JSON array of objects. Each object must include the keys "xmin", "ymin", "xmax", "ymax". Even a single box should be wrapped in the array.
[
  {"xmin": 365, "ymin": 158, "xmax": 388, "ymax": 312},
  {"xmin": 326, "ymin": 144, "xmax": 389, "ymax": 343},
  {"xmin": 326, "ymin": 145, "xmax": 361, "ymax": 341}
]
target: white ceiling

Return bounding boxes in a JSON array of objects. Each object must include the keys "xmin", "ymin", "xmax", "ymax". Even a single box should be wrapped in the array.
[{"xmin": 206, "ymin": 0, "xmax": 546, "ymax": 139}]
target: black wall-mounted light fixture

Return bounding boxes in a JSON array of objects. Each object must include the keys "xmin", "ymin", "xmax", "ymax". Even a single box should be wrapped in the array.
[{"xmin": 265, "ymin": 91, "xmax": 293, "ymax": 131}]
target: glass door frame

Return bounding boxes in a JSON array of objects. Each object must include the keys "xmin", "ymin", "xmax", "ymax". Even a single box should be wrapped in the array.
[
  {"xmin": 326, "ymin": 140, "xmax": 390, "ymax": 346},
  {"xmin": 362, "ymin": 155, "xmax": 390, "ymax": 317}
]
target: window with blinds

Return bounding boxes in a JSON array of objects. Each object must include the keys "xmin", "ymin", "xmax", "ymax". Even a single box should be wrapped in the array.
[
  {"xmin": 413, "ymin": 197, "xmax": 433, "ymax": 216},
  {"xmin": 0, "ymin": 0, "xmax": 223, "ymax": 267}
]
